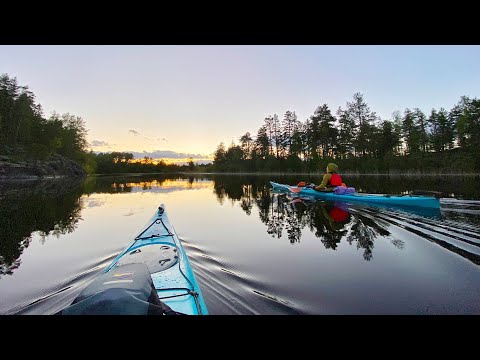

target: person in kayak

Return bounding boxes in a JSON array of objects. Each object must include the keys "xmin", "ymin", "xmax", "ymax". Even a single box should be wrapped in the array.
[{"xmin": 314, "ymin": 163, "xmax": 343, "ymax": 191}]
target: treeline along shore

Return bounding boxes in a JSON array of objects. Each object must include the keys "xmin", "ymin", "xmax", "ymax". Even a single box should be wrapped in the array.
[
  {"xmin": 1, "ymin": 73, "xmax": 479, "ymax": 178},
  {"xmin": 211, "ymin": 93, "xmax": 480, "ymax": 174}
]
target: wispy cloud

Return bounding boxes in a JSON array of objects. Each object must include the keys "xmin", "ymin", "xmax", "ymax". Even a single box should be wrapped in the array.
[
  {"xmin": 91, "ymin": 140, "xmax": 110, "ymax": 147},
  {"xmin": 86, "ymin": 199, "xmax": 106, "ymax": 208},
  {"xmin": 129, "ymin": 130, "xmax": 168, "ymax": 143},
  {"xmin": 143, "ymin": 136, "xmax": 168, "ymax": 142},
  {"xmin": 153, "ymin": 137, "xmax": 168, "ymax": 143}
]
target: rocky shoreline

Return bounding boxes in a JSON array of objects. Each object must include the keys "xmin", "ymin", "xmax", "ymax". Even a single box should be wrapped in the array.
[{"xmin": 0, "ymin": 155, "xmax": 86, "ymax": 181}]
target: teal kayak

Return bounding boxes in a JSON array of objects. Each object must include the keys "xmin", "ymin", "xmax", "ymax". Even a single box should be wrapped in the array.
[
  {"xmin": 270, "ymin": 181, "xmax": 441, "ymax": 209},
  {"xmin": 61, "ymin": 204, "xmax": 208, "ymax": 315}
]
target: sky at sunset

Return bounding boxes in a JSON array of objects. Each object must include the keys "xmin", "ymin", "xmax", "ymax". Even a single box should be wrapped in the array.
[{"xmin": 1, "ymin": 45, "xmax": 479, "ymax": 164}]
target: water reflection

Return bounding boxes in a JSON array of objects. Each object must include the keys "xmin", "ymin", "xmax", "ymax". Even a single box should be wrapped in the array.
[
  {"xmin": 0, "ymin": 178, "xmax": 84, "ymax": 278},
  {"xmin": 211, "ymin": 175, "xmax": 479, "ymax": 264},
  {"xmin": 2, "ymin": 174, "xmax": 480, "ymax": 315},
  {"xmin": 3, "ymin": 174, "xmax": 480, "ymax": 277},
  {"xmin": 84, "ymin": 175, "xmax": 212, "ymax": 195},
  {"xmin": 263, "ymin": 192, "xmax": 393, "ymax": 261}
]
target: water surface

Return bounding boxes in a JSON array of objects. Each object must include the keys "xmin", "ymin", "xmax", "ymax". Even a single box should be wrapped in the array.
[{"xmin": 1, "ymin": 174, "xmax": 479, "ymax": 314}]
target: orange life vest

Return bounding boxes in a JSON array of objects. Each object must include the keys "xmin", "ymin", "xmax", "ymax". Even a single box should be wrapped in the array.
[{"xmin": 328, "ymin": 173, "xmax": 343, "ymax": 187}]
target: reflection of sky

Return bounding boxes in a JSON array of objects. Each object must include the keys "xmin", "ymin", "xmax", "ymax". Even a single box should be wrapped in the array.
[
  {"xmin": 109, "ymin": 179, "xmax": 213, "ymax": 193},
  {"xmin": 80, "ymin": 180, "xmax": 217, "ymax": 216}
]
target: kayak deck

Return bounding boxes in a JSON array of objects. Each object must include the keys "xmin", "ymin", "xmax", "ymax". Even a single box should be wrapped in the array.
[
  {"xmin": 106, "ymin": 204, "xmax": 208, "ymax": 315},
  {"xmin": 270, "ymin": 181, "xmax": 441, "ymax": 209}
]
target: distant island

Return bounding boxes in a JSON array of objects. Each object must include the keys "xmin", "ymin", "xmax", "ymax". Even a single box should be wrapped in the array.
[{"xmin": 1, "ymin": 73, "xmax": 479, "ymax": 178}]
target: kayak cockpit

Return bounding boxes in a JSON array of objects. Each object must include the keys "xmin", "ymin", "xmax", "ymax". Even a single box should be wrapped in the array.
[
  {"xmin": 59, "ymin": 263, "xmax": 183, "ymax": 315},
  {"xmin": 115, "ymin": 243, "xmax": 179, "ymax": 273}
]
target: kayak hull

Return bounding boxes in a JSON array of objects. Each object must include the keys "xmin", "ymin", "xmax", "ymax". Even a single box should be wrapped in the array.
[
  {"xmin": 105, "ymin": 204, "xmax": 208, "ymax": 315},
  {"xmin": 270, "ymin": 181, "xmax": 440, "ymax": 209}
]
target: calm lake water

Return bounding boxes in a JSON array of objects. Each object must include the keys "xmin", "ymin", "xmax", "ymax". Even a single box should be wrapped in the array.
[{"xmin": 1, "ymin": 174, "xmax": 480, "ymax": 315}]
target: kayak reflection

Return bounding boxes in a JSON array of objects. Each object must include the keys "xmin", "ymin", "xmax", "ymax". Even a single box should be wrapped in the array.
[
  {"xmin": 267, "ymin": 192, "xmax": 353, "ymax": 245},
  {"xmin": 264, "ymin": 192, "xmax": 404, "ymax": 261}
]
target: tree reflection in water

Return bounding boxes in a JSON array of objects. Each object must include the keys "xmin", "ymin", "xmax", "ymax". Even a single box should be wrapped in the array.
[
  {"xmin": 266, "ymin": 193, "xmax": 350, "ymax": 246},
  {"xmin": 263, "ymin": 192, "xmax": 399, "ymax": 261},
  {"xmin": 212, "ymin": 176, "xmax": 409, "ymax": 262},
  {"xmin": 0, "ymin": 178, "xmax": 85, "ymax": 277},
  {"xmin": 210, "ymin": 176, "xmax": 405, "ymax": 260}
]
